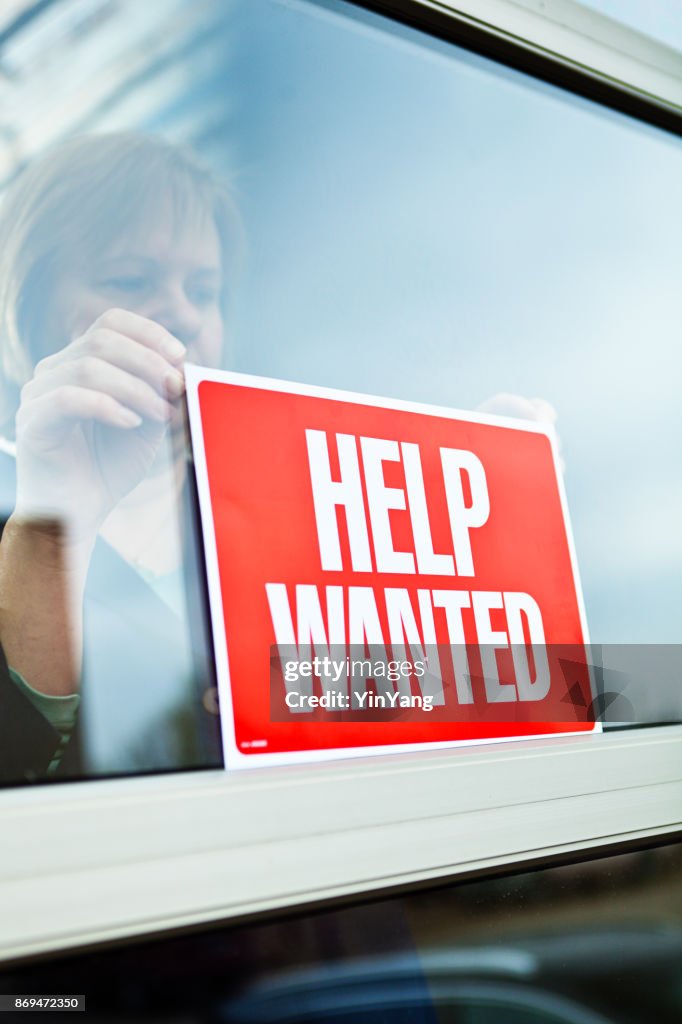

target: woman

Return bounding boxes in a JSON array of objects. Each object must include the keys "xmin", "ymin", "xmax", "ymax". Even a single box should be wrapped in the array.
[{"xmin": 0, "ymin": 133, "xmax": 240, "ymax": 783}]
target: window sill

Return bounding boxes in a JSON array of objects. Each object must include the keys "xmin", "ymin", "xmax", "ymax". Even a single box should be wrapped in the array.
[{"xmin": 1, "ymin": 724, "xmax": 680, "ymax": 962}]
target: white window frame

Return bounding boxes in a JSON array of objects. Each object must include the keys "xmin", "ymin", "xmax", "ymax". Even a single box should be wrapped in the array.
[
  {"xmin": 1, "ymin": 0, "xmax": 680, "ymax": 964},
  {"xmin": 1, "ymin": 726, "xmax": 680, "ymax": 961},
  {"xmin": 412, "ymin": 0, "xmax": 682, "ymax": 112}
]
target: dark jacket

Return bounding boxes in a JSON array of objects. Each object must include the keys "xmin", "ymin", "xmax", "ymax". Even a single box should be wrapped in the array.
[{"xmin": 0, "ymin": 644, "xmax": 83, "ymax": 783}]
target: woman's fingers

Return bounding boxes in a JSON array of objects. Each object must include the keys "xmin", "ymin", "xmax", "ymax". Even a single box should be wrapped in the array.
[
  {"xmin": 35, "ymin": 327, "xmax": 184, "ymax": 399},
  {"xmin": 87, "ymin": 308, "xmax": 186, "ymax": 363},
  {"xmin": 75, "ymin": 330, "xmax": 184, "ymax": 401},
  {"xmin": 475, "ymin": 392, "xmax": 558, "ymax": 425},
  {"xmin": 24, "ymin": 356, "xmax": 174, "ymax": 423},
  {"xmin": 21, "ymin": 308, "xmax": 187, "ymax": 439},
  {"xmin": 17, "ymin": 385, "xmax": 143, "ymax": 441},
  {"xmin": 476, "ymin": 392, "xmax": 565, "ymax": 472},
  {"xmin": 36, "ymin": 328, "xmax": 185, "ymax": 403}
]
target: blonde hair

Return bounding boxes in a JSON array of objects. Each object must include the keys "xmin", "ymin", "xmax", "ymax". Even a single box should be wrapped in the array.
[{"xmin": 0, "ymin": 132, "xmax": 241, "ymax": 432}]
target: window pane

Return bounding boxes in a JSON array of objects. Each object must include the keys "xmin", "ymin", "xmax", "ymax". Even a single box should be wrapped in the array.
[
  {"xmin": 1, "ymin": 841, "xmax": 680, "ymax": 1021},
  {"xmin": 0, "ymin": 0, "xmax": 680, "ymax": 785}
]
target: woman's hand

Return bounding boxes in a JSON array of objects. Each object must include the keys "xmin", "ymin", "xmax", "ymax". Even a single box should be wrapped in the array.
[
  {"xmin": 14, "ymin": 308, "xmax": 186, "ymax": 541},
  {"xmin": 0, "ymin": 308, "xmax": 187, "ymax": 695},
  {"xmin": 476, "ymin": 392, "xmax": 564, "ymax": 472}
]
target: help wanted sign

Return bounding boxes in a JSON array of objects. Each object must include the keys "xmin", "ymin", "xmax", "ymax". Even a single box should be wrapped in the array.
[{"xmin": 186, "ymin": 368, "xmax": 596, "ymax": 769}]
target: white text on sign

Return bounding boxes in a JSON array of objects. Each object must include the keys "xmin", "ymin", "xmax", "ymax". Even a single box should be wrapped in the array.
[{"xmin": 266, "ymin": 430, "xmax": 551, "ymax": 706}]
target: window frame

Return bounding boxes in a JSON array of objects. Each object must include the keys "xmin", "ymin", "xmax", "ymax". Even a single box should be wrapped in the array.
[
  {"xmin": 363, "ymin": 0, "xmax": 682, "ymax": 125},
  {"xmin": 1, "ymin": 0, "xmax": 681, "ymax": 964},
  {"xmin": 1, "ymin": 725, "xmax": 680, "ymax": 962}
]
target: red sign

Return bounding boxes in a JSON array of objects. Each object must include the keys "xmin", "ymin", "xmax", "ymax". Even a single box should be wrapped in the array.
[{"xmin": 187, "ymin": 368, "xmax": 596, "ymax": 769}]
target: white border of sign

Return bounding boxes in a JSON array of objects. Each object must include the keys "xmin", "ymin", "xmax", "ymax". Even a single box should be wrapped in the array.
[{"xmin": 185, "ymin": 365, "xmax": 599, "ymax": 769}]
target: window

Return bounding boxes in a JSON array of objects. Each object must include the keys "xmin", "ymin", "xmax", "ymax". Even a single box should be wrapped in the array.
[
  {"xmin": 1, "ymin": 838, "xmax": 681, "ymax": 1022},
  {"xmin": 0, "ymin": 0, "xmax": 680, "ymax": 968},
  {"xmin": 577, "ymin": 0, "xmax": 682, "ymax": 53}
]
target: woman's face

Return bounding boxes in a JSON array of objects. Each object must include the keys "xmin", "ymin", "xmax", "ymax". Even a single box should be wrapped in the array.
[{"xmin": 46, "ymin": 204, "xmax": 224, "ymax": 367}]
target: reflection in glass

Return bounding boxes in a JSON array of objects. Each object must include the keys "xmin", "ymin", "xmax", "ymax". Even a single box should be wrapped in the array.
[
  {"xmin": 0, "ymin": 0, "xmax": 680, "ymax": 784},
  {"xmin": 0, "ymin": 134, "xmax": 238, "ymax": 782},
  {"xmin": 1, "ymin": 841, "xmax": 680, "ymax": 1021}
]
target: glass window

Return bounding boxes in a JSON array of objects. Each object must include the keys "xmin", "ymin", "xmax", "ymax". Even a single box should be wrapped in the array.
[
  {"xmin": 0, "ymin": 0, "xmax": 680, "ymax": 786},
  {"xmin": 1, "ymin": 840, "xmax": 680, "ymax": 1021}
]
